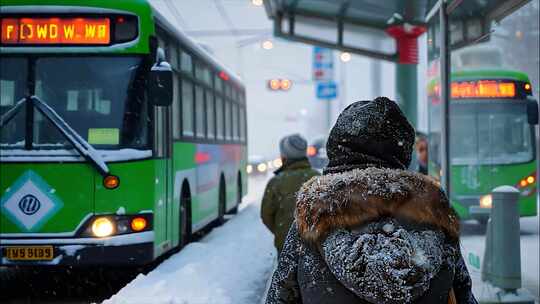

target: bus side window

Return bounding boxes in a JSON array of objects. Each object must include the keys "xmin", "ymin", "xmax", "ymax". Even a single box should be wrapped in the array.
[
  {"xmin": 195, "ymin": 85, "xmax": 205, "ymax": 138},
  {"xmin": 216, "ymin": 97, "xmax": 224, "ymax": 140},
  {"xmin": 169, "ymin": 43, "xmax": 179, "ymax": 70},
  {"xmin": 206, "ymin": 90, "xmax": 215, "ymax": 140},
  {"xmin": 172, "ymin": 73, "xmax": 180, "ymax": 139},
  {"xmin": 180, "ymin": 51, "xmax": 193, "ymax": 74},
  {"xmin": 239, "ymin": 106, "xmax": 246, "ymax": 142},
  {"xmin": 215, "ymin": 75, "xmax": 223, "ymax": 93},
  {"xmin": 225, "ymin": 100, "xmax": 232, "ymax": 140},
  {"xmin": 181, "ymin": 80, "xmax": 194, "ymax": 137},
  {"xmin": 233, "ymin": 103, "xmax": 239, "ymax": 140}
]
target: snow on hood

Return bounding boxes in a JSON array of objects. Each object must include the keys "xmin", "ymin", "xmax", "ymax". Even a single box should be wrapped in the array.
[{"xmin": 321, "ymin": 219, "xmax": 451, "ymax": 304}]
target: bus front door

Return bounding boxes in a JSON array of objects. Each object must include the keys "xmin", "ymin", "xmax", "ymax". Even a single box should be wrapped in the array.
[{"xmin": 153, "ymin": 106, "xmax": 174, "ymax": 256}]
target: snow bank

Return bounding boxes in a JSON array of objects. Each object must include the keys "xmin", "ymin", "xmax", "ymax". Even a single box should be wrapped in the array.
[{"xmin": 104, "ymin": 178, "xmax": 275, "ymax": 304}]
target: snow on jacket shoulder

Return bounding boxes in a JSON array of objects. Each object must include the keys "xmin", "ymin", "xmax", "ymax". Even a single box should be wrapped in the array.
[{"xmin": 265, "ymin": 167, "xmax": 478, "ymax": 304}]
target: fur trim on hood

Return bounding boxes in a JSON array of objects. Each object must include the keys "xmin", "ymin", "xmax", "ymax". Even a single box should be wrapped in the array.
[{"xmin": 295, "ymin": 167, "xmax": 460, "ymax": 243}]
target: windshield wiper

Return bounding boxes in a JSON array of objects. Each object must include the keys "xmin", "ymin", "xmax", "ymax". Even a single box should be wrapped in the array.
[
  {"xmin": 0, "ymin": 96, "xmax": 110, "ymax": 176},
  {"xmin": 0, "ymin": 97, "xmax": 26, "ymax": 128}
]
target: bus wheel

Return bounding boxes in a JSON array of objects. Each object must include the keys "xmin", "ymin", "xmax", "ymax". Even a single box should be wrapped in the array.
[
  {"xmin": 228, "ymin": 174, "xmax": 242, "ymax": 215},
  {"xmin": 218, "ymin": 177, "xmax": 226, "ymax": 224},
  {"xmin": 180, "ymin": 183, "xmax": 192, "ymax": 247}
]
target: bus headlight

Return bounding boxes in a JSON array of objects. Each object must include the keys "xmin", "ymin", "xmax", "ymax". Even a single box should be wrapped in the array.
[
  {"xmin": 92, "ymin": 217, "xmax": 115, "ymax": 237},
  {"xmin": 246, "ymin": 165, "xmax": 253, "ymax": 174},
  {"xmin": 479, "ymin": 194, "xmax": 492, "ymax": 209},
  {"xmin": 257, "ymin": 163, "xmax": 267, "ymax": 172}
]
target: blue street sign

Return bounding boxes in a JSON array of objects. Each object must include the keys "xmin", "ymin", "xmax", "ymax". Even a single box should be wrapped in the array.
[
  {"xmin": 316, "ymin": 82, "xmax": 338, "ymax": 99},
  {"xmin": 313, "ymin": 47, "xmax": 334, "ymax": 81}
]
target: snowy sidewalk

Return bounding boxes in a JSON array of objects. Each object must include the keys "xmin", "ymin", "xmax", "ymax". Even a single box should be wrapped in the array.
[
  {"xmin": 104, "ymin": 177, "xmax": 276, "ymax": 304},
  {"xmin": 461, "ymin": 216, "xmax": 539, "ymax": 302}
]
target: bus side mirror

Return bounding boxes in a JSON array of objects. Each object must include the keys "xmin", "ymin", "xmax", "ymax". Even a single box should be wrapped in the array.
[
  {"xmin": 149, "ymin": 62, "xmax": 173, "ymax": 107},
  {"xmin": 527, "ymin": 99, "xmax": 538, "ymax": 125}
]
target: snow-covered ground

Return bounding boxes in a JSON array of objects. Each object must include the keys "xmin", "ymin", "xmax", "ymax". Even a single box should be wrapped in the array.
[
  {"xmin": 461, "ymin": 216, "xmax": 539, "ymax": 302},
  {"xmin": 105, "ymin": 175, "xmax": 539, "ymax": 304},
  {"xmin": 104, "ymin": 176, "xmax": 275, "ymax": 304}
]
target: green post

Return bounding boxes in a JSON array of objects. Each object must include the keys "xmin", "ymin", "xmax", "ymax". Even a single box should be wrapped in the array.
[{"xmin": 396, "ymin": 63, "xmax": 417, "ymax": 127}]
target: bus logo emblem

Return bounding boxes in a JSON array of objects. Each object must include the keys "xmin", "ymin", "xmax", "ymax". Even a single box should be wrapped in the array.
[
  {"xmin": 1, "ymin": 171, "xmax": 63, "ymax": 231},
  {"xmin": 18, "ymin": 194, "xmax": 41, "ymax": 215}
]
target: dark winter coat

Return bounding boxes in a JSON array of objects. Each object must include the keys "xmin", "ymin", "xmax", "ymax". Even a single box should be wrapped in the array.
[
  {"xmin": 261, "ymin": 159, "xmax": 319, "ymax": 253},
  {"xmin": 265, "ymin": 167, "xmax": 478, "ymax": 304}
]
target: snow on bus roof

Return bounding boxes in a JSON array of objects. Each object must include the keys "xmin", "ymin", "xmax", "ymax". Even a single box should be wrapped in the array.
[{"xmin": 149, "ymin": 5, "xmax": 244, "ymax": 88}]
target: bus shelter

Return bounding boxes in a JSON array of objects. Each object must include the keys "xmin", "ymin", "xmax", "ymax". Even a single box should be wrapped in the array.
[{"xmin": 263, "ymin": 0, "xmax": 534, "ymax": 194}]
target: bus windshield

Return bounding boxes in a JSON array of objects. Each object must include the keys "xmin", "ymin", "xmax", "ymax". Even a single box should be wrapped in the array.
[
  {"xmin": 450, "ymin": 102, "xmax": 534, "ymax": 165},
  {"xmin": 0, "ymin": 56, "xmax": 150, "ymax": 150}
]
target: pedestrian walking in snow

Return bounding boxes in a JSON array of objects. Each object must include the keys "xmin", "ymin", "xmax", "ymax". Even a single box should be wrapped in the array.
[
  {"xmin": 265, "ymin": 97, "xmax": 477, "ymax": 304},
  {"xmin": 261, "ymin": 134, "xmax": 319, "ymax": 255}
]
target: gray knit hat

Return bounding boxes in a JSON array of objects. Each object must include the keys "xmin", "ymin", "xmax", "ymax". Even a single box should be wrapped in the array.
[{"xmin": 279, "ymin": 134, "xmax": 308, "ymax": 160}]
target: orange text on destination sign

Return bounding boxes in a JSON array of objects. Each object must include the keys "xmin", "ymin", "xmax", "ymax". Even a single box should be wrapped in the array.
[{"xmin": 1, "ymin": 17, "xmax": 111, "ymax": 45}]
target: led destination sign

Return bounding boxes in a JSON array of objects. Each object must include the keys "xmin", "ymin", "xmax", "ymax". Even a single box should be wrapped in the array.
[
  {"xmin": 451, "ymin": 80, "xmax": 515, "ymax": 99},
  {"xmin": 1, "ymin": 17, "xmax": 111, "ymax": 45}
]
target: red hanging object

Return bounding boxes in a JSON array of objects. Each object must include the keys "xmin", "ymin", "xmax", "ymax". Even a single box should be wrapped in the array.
[{"xmin": 386, "ymin": 24, "xmax": 426, "ymax": 64}]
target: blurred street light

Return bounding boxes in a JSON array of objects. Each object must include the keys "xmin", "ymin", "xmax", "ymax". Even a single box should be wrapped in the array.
[
  {"xmin": 262, "ymin": 40, "xmax": 274, "ymax": 50},
  {"xmin": 268, "ymin": 79, "xmax": 292, "ymax": 91},
  {"xmin": 280, "ymin": 79, "xmax": 292, "ymax": 90},
  {"xmin": 251, "ymin": 0, "xmax": 264, "ymax": 6},
  {"xmin": 340, "ymin": 52, "xmax": 352, "ymax": 62}
]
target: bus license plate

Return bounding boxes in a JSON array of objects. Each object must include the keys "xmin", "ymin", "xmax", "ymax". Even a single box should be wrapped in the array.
[{"xmin": 4, "ymin": 246, "xmax": 54, "ymax": 261}]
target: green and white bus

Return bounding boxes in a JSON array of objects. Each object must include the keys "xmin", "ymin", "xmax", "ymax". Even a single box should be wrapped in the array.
[
  {"xmin": 0, "ymin": 0, "xmax": 248, "ymax": 266},
  {"xmin": 427, "ymin": 47, "xmax": 538, "ymax": 224}
]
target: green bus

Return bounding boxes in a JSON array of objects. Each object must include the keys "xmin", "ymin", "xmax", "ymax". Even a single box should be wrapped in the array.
[
  {"xmin": 427, "ymin": 48, "xmax": 538, "ymax": 224},
  {"xmin": 0, "ymin": 0, "xmax": 248, "ymax": 266}
]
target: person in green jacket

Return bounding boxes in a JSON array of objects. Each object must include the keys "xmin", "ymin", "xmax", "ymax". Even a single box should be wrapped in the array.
[{"xmin": 261, "ymin": 134, "xmax": 319, "ymax": 255}]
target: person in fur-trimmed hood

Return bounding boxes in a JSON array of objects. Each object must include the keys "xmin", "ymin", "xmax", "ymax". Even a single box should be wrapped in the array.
[{"xmin": 264, "ymin": 97, "xmax": 477, "ymax": 304}]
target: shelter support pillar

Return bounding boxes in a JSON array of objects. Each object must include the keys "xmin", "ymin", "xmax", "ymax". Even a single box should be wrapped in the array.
[
  {"xmin": 396, "ymin": 64, "xmax": 418, "ymax": 127},
  {"xmin": 386, "ymin": 24, "xmax": 426, "ymax": 128}
]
